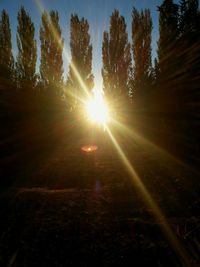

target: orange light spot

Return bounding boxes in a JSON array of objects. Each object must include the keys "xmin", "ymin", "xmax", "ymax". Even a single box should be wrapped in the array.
[{"xmin": 81, "ymin": 145, "xmax": 98, "ymax": 153}]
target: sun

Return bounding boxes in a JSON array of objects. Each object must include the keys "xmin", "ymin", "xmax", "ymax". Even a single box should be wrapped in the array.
[{"xmin": 86, "ymin": 90, "xmax": 109, "ymax": 125}]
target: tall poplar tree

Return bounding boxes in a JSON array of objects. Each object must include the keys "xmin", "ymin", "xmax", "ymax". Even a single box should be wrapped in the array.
[
  {"xmin": 66, "ymin": 14, "xmax": 93, "ymax": 108},
  {"xmin": 102, "ymin": 10, "xmax": 131, "ymax": 101},
  {"xmin": 178, "ymin": 0, "xmax": 200, "ymax": 101},
  {"xmin": 0, "ymin": 9, "xmax": 14, "ymax": 86},
  {"xmin": 40, "ymin": 10, "xmax": 64, "ymax": 95},
  {"xmin": 157, "ymin": 0, "xmax": 179, "ymax": 80},
  {"xmin": 132, "ymin": 8, "xmax": 153, "ymax": 97},
  {"xmin": 16, "ymin": 6, "xmax": 37, "ymax": 90},
  {"xmin": 179, "ymin": 0, "xmax": 200, "ymax": 38}
]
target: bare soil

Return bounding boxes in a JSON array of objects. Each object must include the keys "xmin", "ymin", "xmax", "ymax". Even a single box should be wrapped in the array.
[{"xmin": 0, "ymin": 119, "xmax": 200, "ymax": 267}]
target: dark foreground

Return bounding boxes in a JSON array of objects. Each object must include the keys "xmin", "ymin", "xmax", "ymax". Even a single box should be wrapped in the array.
[{"xmin": 0, "ymin": 113, "xmax": 200, "ymax": 267}]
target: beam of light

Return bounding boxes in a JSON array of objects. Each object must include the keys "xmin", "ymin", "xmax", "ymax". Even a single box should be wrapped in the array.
[
  {"xmin": 65, "ymin": 84, "xmax": 87, "ymax": 106},
  {"xmin": 111, "ymin": 118, "xmax": 199, "ymax": 176},
  {"xmin": 32, "ymin": 2, "xmax": 193, "ymax": 264},
  {"xmin": 105, "ymin": 125, "xmax": 192, "ymax": 267},
  {"xmin": 34, "ymin": 0, "xmax": 90, "ymax": 101}
]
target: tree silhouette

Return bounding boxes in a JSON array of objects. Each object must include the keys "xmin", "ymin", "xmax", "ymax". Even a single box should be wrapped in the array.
[
  {"xmin": 102, "ymin": 10, "xmax": 131, "ymax": 103},
  {"xmin": 16, "ymin": 6, "xmax": 37, "ymax": 90},
  {"xmin": 66, "ymin": 14, "xmax": 93, "ymax": 109},
  {"xmin": 179, "ymin": 0, "xmax": 200, "ymax": 67},
  {"xmin": 178, "ymin": 0, "xmax": 200, "ymax": 106},
  {"xmin": 132, "ymin": 8, "xmax": 153, "ymax": 98},
  {"xmin": 156, "ymin": 0, "xmax": 200, "ymax": 106},
  {"xmin": 0, "ymin": 9, "xmax": 14, "ymax": 88},
  {"xmin": 157, "ymin": 0, "xmax": 179, "ymax": 82},
  {"xmin": 179, "ymin": 0, "xmax": 200, "ymax": 38},
  {"xmin": 40, "ymin": 10, "xmax": 64, "ymax": 95}
]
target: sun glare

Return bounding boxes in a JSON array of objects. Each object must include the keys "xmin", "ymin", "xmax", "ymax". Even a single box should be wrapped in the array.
[{"xmin": 86, "ymin": 91, "xmax": 109, "ymax": 125}]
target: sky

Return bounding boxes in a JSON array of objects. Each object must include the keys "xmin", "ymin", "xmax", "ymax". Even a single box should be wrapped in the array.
[{"xmin": 0, "ymin": 0, "xmax": 173, "ymax": 88}]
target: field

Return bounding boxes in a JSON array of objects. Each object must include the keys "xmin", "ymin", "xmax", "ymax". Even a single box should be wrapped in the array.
[{"xmin": 0, "ymin": 99, "xmax": 199, "ymax": 266}]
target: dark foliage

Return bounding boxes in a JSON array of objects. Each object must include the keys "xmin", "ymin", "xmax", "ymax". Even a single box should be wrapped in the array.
[
  {"xmin": 66, "ymin": 14, "xmax": 93, "ymax": 109},
  {"xmin": 0, "ymin": 9, "xmax": 14, "ymax": 89},
  {"xmin": 132, "ymin": 8, "xmax": 153, "ymax": 100},
  {"xmin": 16, "ymin": 6, "xmax": 37, "ymax": 90},
  {"xmin": 40, "ymin": 10, "xmax": 64, "ymax": 95},
  {"xmin": 102, "ymin": 10, "xmax": 131, "ymax": 103}
]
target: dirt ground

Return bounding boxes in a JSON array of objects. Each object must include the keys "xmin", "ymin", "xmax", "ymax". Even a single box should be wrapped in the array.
[{"xmin": 0, "ymin": 121, "xmax": 200, "ymax": 266}]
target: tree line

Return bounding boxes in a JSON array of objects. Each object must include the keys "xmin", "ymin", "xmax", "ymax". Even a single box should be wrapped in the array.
[{"xmin": 0, "ymin": 0, "xmax": 199, "ymax": 112}]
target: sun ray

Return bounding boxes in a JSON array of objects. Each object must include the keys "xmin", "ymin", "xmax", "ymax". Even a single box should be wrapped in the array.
[
  {"xmin": 111, "ymin": 117, "xmax": 199, "ymax": 175},
  {"xmin": 105, "ymin": 125, "xmax": 191, "ymax": 267},
  {"xmin": 34, "ymin": 0, "xmax": 90, "ymax": 101},
  {"xmin": 33, "ymin": 2, "xmax": 193, "ymax": 265}
]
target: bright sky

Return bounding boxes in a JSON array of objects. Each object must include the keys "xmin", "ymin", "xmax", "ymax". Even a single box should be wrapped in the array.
[{"xmin": 0, "ymin": 0, "xmax": 178, "ymax": 88}]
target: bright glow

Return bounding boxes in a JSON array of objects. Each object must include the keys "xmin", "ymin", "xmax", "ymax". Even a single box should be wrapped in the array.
[{"xmin": 86, "ymin": 90, "xmax": 109, "ymax": 125}]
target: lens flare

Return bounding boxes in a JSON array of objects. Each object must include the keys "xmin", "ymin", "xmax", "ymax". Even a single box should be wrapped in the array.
[{"xmin": 81, "ymin": 144, "xmax": 98, "ymax": 152}]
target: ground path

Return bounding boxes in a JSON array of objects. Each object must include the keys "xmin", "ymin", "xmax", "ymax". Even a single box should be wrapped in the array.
[{"xmin": 0, "ymin": 122, "xmax": 199, "ymax": 266}]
